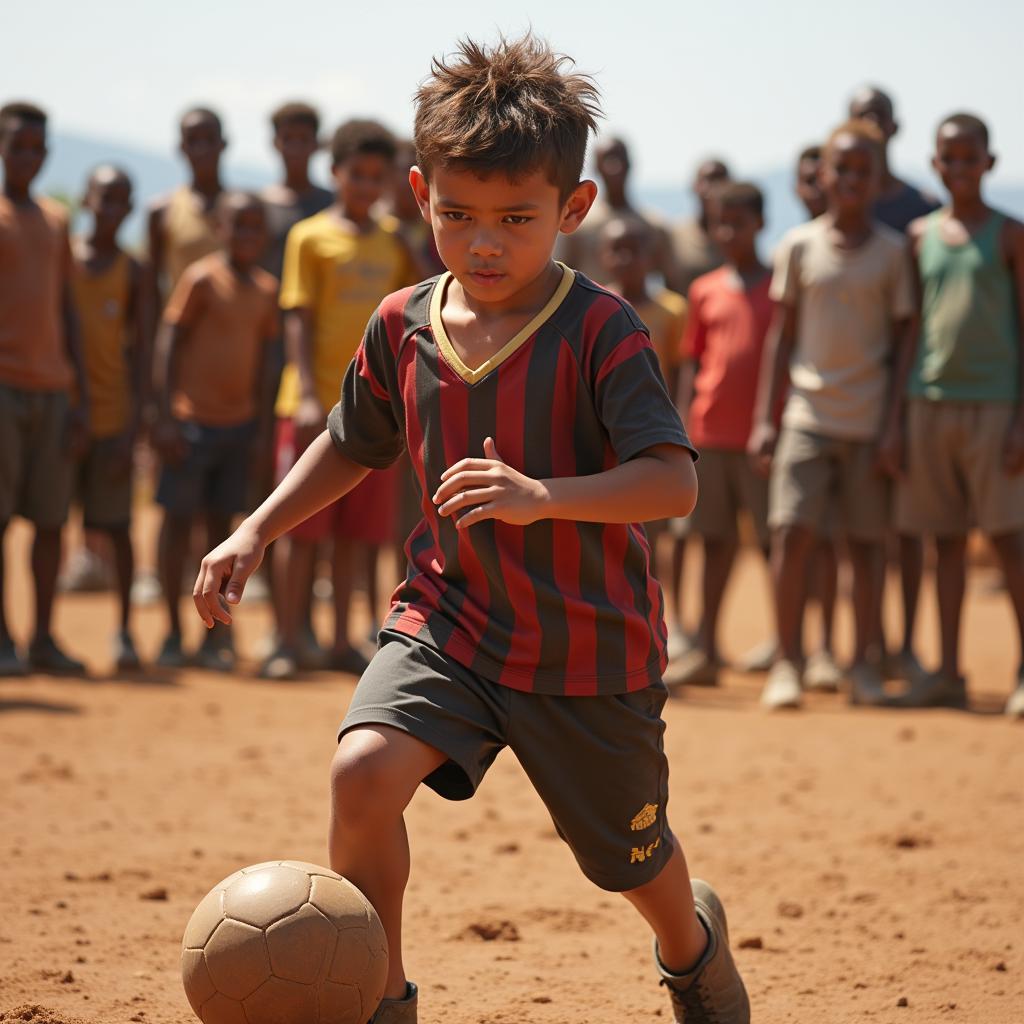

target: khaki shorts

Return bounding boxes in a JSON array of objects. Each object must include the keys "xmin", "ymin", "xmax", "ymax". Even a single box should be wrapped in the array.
[
  {"xmin": 769, "ymin": 425, "xmax": 889, "ymax": 541},
  {"xmin": 688, "ymin": 449, "xmax": 770, "ymax": 548},
  {"xmin": 77, "ymin": 436, "xmax": 133, "ymax": 530},
  {"xmin": 0, "ymin": 382, "xmax": 73, "ymax": 529},
  {"xmin": 897, "ymin": 400, "xmax": 1024, "ymax": 537},
  {"xmin": 340, "ymin": 631, "xmax": 673, "ymax": 892}
]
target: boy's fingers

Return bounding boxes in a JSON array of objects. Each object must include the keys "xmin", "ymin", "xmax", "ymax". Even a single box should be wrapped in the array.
[
  {"xmin": 438, "ymin": 487, "xmax": 499, "ymax": 517},
  {"xmin": 198, "ymin": 560, "xmax": 233, "ymax": 626},
  {"xmin": 434, "ymin": 470, "xmax": 495, "ymax": 503},
  {"xmin": 455, "ymin": 503, "xmax": 496, "ymax": 529},
  {"xmin": 483, "ymin": 437, "xmax": 504, "ymax": 462},
  {"xmin": 192, "ymin": 567, "xmax": 215, "ymax": 628},
  {"xmin": 224, "ymin": 555, "xmax": 256, "ymax": 605},
  {"xmin": 440, "ymin": 457, "xmax": 493, "ymax": 482}
]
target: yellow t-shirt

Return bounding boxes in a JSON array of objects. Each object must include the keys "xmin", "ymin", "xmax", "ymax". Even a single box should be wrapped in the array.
[
  {"xmin": 71, "ymin": 249, "xmax": 133, "ymax": 437},
  {"xmin": 636, "ymin": 288, "xmax": 688, "ymax": 382},
  {"xmin": 275, "ymin": 213, "xmax": 412, "ymax": 416}
]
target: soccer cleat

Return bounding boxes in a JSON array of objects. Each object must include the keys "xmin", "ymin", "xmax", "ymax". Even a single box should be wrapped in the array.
[
  {"xmin": 895, "ymin": 671, "xmax": 968, "ymax": 710},
  {"xmin": 156, "ymin": 632, "xmax": 187, "ymax": 669},
  {"xmin": 0, "ymin": 638, "xmax": 27, "ymax": 677},
  {"xmin": 803, "ymin": 649, "xmax": 841, "ymax": 693},
  {"xmin": 656, "ymin": 880, "xmax": 750, "ymax": 1023},
  {"xmin": 760, "ymin": 659, "xmax": 802, "ymax": 709},
  {"xmin": 369, "ymin": 981, "xmax": 418, "ymax": 1024},
  {"xmin": 1005, "ymin": 679, "xmax": 1024, "ymax": 719},
  {"xmin": 259, "ymin": 646, "xmax": 299, "ymax": 681},
  {"xmin": 848, "ymin": 661, "xmax": 890, "ymax": 706},
  {"xmin": 735, "ymin": 638, "xmax": 778, "ymax": 674},
  {"xmin": 663, "ymin": 649, "xmax": 720, "ymax": 688},
  {"xmin": 114, "ymin": 630, "xmax": 142, "ymax": 672},
  {"xmin": 28, "ymin": 636, "xmax": 86, "ymax": 676}
]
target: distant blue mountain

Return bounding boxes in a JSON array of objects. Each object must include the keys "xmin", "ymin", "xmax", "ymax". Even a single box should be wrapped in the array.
[{"xmin": 38, "ymin": 131, "xmax": 1024, "ymax": 256}]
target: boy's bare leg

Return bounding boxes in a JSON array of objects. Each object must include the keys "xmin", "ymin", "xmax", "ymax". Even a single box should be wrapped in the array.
[
  {"xmin": 700, "ymin": 537, "xmax": 737, "ymax": 664},
  {"xmin": 279, "ymin": 538, "xmax": 316, "ymax": 652},
  {"xmin": 846, "ymin": 539, "xmax": 878, "ymax": 666},
  {"xmin": 669, "ymin": 537, "xmax": 687, "ymax": 636},
  {"xmin": 622, "ymin": 838, "xmax": 708, "ymax": 972},
  {"xmin": 771, "ymin": 524, "xmax": 815, "ymax": 663},
  {"xmin": 899, "ymin": 534, "xmax": 923, "ymax": 655},
  {"xmin": 31, "ymin": 526, "xmax": 62, "ymax": 642},
  {"xmin": 159, "ymin": 513, "xmax": 191, "ymax": 637},
  {"xmin": 990, "ymin": 529, "xmax": 1024, "ymax": 671},
  {"xmin": 935, "ymin": 535, "xmax": 967, "ymax": 678},
  {"xmin": 813, "ymin": 538, "xmax": 838, "ymax": 654},
  {"xmin": 332, "ymin": 536, "xmax": 355, "ymax": 654},
  {"xmin": 108, "ymin": 526, "xmax": 135, "ymax": 631},
  {"xmin": 329, "ymin": 725, "xmax": 448, "ymax": 999}
]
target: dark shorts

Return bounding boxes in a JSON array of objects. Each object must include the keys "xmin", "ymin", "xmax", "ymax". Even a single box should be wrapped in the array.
[
  {"xmin": 0, "ymin": 382, "xmax": 73, "ymax": 529},
  {"xmin": 77, "ymin": 436, "xmax": 132, "ymax": 530},
  {"xmin": 340, "ymin": 630, "xmax": 673, "ymax": 892},
  {"xmin": 157, "ymin": 419, "xmax": 256, "ymax": 519}
]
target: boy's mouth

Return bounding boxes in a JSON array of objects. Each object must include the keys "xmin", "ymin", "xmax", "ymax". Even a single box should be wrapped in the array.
[{"xmin": 469, "ymin": 269, "xmax": 506, "ymax": 286}]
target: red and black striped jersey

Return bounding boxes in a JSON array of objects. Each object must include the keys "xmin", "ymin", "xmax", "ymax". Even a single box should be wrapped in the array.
[{"xmin": 327, "ymin": 263, "xmax": 697, "ymax": 696}]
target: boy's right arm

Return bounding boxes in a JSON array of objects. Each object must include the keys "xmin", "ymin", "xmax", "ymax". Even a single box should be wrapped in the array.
[
  {"xmin": 748, "ymin": 302, "xmax": 796, "ymax": 476},
  {"xmin": 193, "ymin": 431, "xmax": 370, "ymax": 626},
  {"xmin": 284, "ymin": 307, "xmax": 324, "ymax": 450}
]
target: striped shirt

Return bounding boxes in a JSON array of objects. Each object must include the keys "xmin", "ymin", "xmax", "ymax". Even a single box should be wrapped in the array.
[{"xmin": 327, "ymin": 263, "xmax": 696, "ymax": 696}]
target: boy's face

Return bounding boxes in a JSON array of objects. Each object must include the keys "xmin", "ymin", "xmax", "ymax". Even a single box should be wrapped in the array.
[
  {"xmin": 410, "ymin": 163, "xmax": 594, "ymax": 305},
  {"xmin": 711, "ymin": 202, "xmax": 762, "ymax": 262},
  {"xmin": 273, "ymin": 120, "xmax": 319, "ymax": 172},
  {"xmin": 796, "ymin": 157, "xmax": 826, "ymax": 219},
  {"xmin": 221, "ymin": 204, "xmax": 267, "ymax": 265},
  {"xmin": 180, "ymin": 114, "xmax": 225, "ymax": 176},
  {"xmin": 933, "ymin": 124, "xmax": 993, "ymax": 201},
  {"xmin": 332, "ymin": 152, "xmax": 393, "ymax": 221},
  {"xmin": 694, "ymin": 160, "xmax": 729, "ymax": 211},
  {"xmin": 820, "ymin": 134, "xmax": 880, "ymax": 215},
  {"xmin": 849, "ymin": 93, "xmax": 896, "ymax": 142},
  {"xmin": 595, "ymin": 140, "xmax": 629, "ymax": 193},
  {"xmin": 85, "ymin": 174, "xmax": 132, "ymax": 235},
  {"xmin": 599, "ymin": 222, "xmax": 650, "ymax": 288},
  {"xmin": 0, "ymin": 117, "xmax": 47, "ymax": 190}
]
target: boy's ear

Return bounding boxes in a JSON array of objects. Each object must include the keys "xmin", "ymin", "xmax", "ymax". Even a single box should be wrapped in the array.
[
  {"xmin": 409, "ymin": 166, "xmax": 431, "ymax": 222},
  {"xmin": 559, "ymin": 179, "xmax": 598, "ymax": 236}
]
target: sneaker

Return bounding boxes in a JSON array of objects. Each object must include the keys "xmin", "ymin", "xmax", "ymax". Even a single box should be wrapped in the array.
[
  {"xmin": 885, "ymin": 649, "xmax": 927, "ymax": 685},
  {"xmin": 761, "ymin": 659, "xmax": 802, "ymax": 709},
  {"xmin": 664, "ymin": 648, "xmax": 720, "ymax": 688},
  {"xmin": 58, "ymin": 548, "xmax": 113, "ymax": 593},
  {"xmin": 369, "ymin": 981, "xmax": 418, "ymax": 1024},
  {"xmin": 1005, "ymin": 679, "xmax": 1024, "ymax": 719},
  {"xmin": 804, "ymin": 649, "xmax": 842, "ymax": 693},
  {"xmin": 667, "ymin": 627, "xmax": 696, "ymax": 662},
  {"xmin": 259, "ymin": 646, "xmax": 299, "ymax": 681},
  {"xmin": 326, "ymin": 646, "xmax": 371, "ymax": 676},
  {"xmin": 28, "ymin": 636, "xmax": 86, "ymax": 676},
  {"xmin": 0, "ymin": 639, "xmax": 27, "ymax": 677},
  {"xmin": 114, "ymin": 630, "xmax": 142, "ymax": 672},
  {"xmin": 196, "ymin": 631, "xmax": 236, "ymax": 672},
  {"xmin": 156, "ymin": 632, "xmax": 187, "ymax": 668},
  {"xmin": 656, "ymin": 879, "xmax": 750, "ymax": 1023},
  {"xmin": 735, "ymin": 638, "xmax": 778, "ymax": 674},
  {"xmin": 895, "ymin": 671, "xmax": 968, "ymax": 710},
  {"xmin": 130, "ymin": 570, "xmax": 162, "ymax": 606},
  {"xmin": 848, "ymin": 661, "xmax": 890, "ymax": 707}
]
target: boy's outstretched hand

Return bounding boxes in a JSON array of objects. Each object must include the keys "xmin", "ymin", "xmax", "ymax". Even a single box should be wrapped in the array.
[
  {"xmin": 193, "ymin": 523, "xmax": 266, "ymax": 627},
  {"xmin": 434, "ymin": 438, "xmax": 549, "ymax": 529}
]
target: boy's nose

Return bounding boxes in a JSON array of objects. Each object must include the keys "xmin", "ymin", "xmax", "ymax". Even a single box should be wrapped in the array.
[{"xmin": 469, "ymin": 231, "xmax": 502, "ymax": 257}]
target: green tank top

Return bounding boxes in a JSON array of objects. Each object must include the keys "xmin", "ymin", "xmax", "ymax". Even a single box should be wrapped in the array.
[{"xmin": 909, "ymin": 210, "xmax": 1018, "ymax": 403}]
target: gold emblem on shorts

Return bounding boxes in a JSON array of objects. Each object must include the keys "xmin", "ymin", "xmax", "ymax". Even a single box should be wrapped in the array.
[
  {"xmin": 630, "ymin": 837, "xmax": 661, "ymax": 863},
  {"xmin": 630, "ymin": 802, "xmax": 658, "ymax": 831}
]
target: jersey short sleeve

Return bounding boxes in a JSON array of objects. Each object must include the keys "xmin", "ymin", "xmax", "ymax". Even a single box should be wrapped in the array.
[
  {"xmin": 592, "ymin": 328, "xmax": 697, "ymax": 464},
  {"xmin": 327, "ymin": 308, "xmax": 405, "ymax": 469},
  {"xmin": 279, "ymin": 221, "xmax": 316, "ymax": 311}
]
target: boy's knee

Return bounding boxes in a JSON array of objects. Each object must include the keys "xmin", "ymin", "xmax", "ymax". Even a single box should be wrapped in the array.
[
  {"xmin": 774, "ymin": 523, "xmax": 814, "ymax": 559},
  {"xmin": 329, "ymin": 736, "xmax": 404, "ymax": 826}
]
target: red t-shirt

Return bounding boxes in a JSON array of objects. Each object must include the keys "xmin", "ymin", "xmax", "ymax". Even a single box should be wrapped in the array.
[{"xmin": 683, "ymin": 267, "xmax": 775, "ymax": 451}]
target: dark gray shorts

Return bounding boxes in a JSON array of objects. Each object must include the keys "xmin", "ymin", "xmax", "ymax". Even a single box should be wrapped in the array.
[
  {"xmin": 77, "ymin": 436, "xmax": 132, "ymax": 530},
  {"xmin": 340, "ymin": 630, "xmax": 674, "ymax": 892}
]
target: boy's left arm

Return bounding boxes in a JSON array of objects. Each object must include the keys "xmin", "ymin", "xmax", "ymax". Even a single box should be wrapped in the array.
[
  {"xmin": 877, "ymin": 236, "xmax": 922, "ymax": 478},
  {"xmin": 1002, "ymin": 219, "xmax": 1024, "ymax": 474},
  {"xmin": 61, "ymin": 229, "xmax": 89, "ymax": 457}
]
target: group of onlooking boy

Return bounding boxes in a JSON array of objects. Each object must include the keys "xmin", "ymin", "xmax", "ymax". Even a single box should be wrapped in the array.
[{"xmin": 0, "ymin": 86, "xmax": 1022, "ymax": 716}]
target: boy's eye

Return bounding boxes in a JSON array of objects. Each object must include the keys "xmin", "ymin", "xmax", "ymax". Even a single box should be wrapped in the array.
[
  {"xmin": 443, "ymin": 211, "xmax": 469, "ymax": 222},
  {"xmin": 504, "ymin": 215, "xmax": 532, "ymax": 225}
]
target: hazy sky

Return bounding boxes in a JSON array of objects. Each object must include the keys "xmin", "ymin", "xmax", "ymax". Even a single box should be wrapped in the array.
[{"xmin": 5, "ymin": 0, "xmax": 1023, "ymax": 188}]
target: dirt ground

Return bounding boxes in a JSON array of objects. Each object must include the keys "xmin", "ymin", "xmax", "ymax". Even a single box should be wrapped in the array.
[{"xmin": 1, "ymin": 514, "xmax": 1022, "ymax": 1024}]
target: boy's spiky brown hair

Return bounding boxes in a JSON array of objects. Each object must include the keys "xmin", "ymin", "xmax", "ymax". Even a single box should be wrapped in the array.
[{"xmin": 413, "ymin": 34, "xmax": 602, "ymax": 202}]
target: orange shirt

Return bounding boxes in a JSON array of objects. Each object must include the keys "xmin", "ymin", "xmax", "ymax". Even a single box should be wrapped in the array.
[
  {"xmin": 635, "ymin": 288, "xmax": 688, "ymax": 383},
  {"xmin": 71, "ymin": 249, "xmax": 134, "ymax": 437},
  {"xmin": 164, "ymin": 253, "xmax": 279, "ymax": 426},
  {"xmin": 0, "ymin": 195, "xmax": 72, "ymax": 391}
]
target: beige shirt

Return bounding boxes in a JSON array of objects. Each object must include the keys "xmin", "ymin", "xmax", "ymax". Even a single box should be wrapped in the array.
[
  {"xmin": 667, "ymin": 218, "xmax": 722, "ymax": 296},
  {"xmin": 770, "ymin": 217, "xmax": 914, "ymax": 441}
]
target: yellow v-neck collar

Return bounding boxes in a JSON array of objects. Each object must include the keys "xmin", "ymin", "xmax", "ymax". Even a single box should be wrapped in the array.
[{"xmin": 429, "ymin": 262, "xmax": 575, "ymax": 385}]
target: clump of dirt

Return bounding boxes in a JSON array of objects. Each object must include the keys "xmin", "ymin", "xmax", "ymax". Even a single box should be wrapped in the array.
[
  {"xmin": 0, "ymin": 1006, "xmax": 90, "ymax": 1024},
  {"xmin": 456, "ymin": 920, "xmax": 521, "ymax": 942}
]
